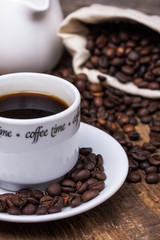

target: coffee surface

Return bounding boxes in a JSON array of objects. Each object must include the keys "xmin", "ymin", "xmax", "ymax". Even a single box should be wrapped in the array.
[{"xmin": 0, "ymin": 92, "xmax": 68, "ymax": 119}]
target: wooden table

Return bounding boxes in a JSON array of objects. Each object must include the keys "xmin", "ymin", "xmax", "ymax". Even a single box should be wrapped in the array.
[{"xmin": 0, "ymin": 1, "xmax": 160, "ymax": 239}]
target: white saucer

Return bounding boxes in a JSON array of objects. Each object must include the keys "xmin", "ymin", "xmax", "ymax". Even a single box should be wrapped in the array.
[{"xmin": 0, "ymin": 122, "xmax": 128, "ymax": 223}]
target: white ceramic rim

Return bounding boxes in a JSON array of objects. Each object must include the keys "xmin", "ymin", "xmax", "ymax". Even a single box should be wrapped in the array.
[{"xmin": 0, "ymin": 72, "xmax": 81, "ymax": 126}]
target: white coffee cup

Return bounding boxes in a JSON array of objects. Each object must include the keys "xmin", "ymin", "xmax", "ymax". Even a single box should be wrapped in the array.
[{"xmin": 0, "ymin": 72, "xmax": 81, "ymax": 191}]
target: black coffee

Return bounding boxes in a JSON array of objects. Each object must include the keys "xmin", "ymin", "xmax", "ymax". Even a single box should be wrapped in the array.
[{"xmin": 0, "ymin": 92, "xmax": 69, "ymax": 119}]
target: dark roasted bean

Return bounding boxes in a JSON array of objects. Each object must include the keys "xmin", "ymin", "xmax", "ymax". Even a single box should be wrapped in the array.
[
  {"xmin": 126, "ymin": 172, "xmax": 141, "ymax": 183},
  {"xmin": 36, "ymin": 206, "xmax": 48, "ymax": 215},
  {"xmin": 61, "ymin": 179, "xmax": 76, "ymax": 188},
  {"xmin": 123, "ymin": 124, "xmax": 135, "ymax": 133},
  {"xmin": 21, "ymin": 203, "xmax": 37, "ymax": 215},
  {"xmin": 73, "ymin": 169, "xmax": 90, "ymax": 182},
  {"xmin": 128, "ymin": 132, "xmax": 140, "ymax": 141},
  {"xmin": 32, "ymin": 190, "xmax": 44, "ymax": 200},
  {"xmin": 149, "ymin": 154, "xmax": 160, "ymax": 166},
  {"xmin": 131, "ymin": 149, "xmax": 147, "ymax": 161},
  {"xmin": 145, "ymin": 173, "xmax": 159, "ymax": 184},
  {"xmin": 139, "ymin": 161, "xmax": 150, "ymax": 170},
  {"xmin": 12, "ymin": 195, "xmax": 27, "ymax": 207},
  {"xmin": 0, "ymin": 200, "xmax": 7, "ymax": 212},
  {"xmin": 16, "ymin": 189, "xmax": 33, "ymax": 198},
  {"xmin": 46, "ymin": 183, "xmax": 61, "ymax": 196},
  {"xmin": 142, "ymin": 143, "xmax": 156, "ymax": 152},
  {"xmin": 76, "ymin": 181, "xmax": 88, "ymax": 194},
  {"xmin": 69, "ymin": 195, "xmax": 81, "ymax": 208},
  {"xmin": 48, "ymin": 206, "xmax": 62, "ymax": 214},
  {"xmin": 92, "ymin": 171, "xmax": 106, "ymax": 180},
  {"xmin": 129, "ymin": 158, "xmax": 139, "ymax": 171},
  {"xmin": 50, "ymin": 196, "xmax": 64, "ymax": 209},
  {"xmin": 79, "ymin": 148, "xmax": 92, "ymax": 155},
  {"xmin": 7, "ymin": 206, "xmax": 21, "ymax": 215},
  {"xmin": 40, "ymin": 196, "xmax": 53, "ymax": 208},
  {"xmin": 88, "ymin": 181, "xmax": 105, "ymax": 192},
  {"xmin": 145, "ymin": 166, "xmax": 157, "ymax": 174},
  {"xmin": 81, "ymin": 190, "xmax": 99, "ymax": 202}
]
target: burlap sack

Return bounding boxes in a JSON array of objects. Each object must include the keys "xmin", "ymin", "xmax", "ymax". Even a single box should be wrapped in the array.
[{"xmin": 59, "ymin": 4, "xmax": 160, "ymax": 98}]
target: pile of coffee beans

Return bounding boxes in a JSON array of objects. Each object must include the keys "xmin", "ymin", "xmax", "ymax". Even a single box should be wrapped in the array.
[
  {"xmin": 0, "ymin": 148, "xmax": 106, "ymax": 215},
  {"xmin": 84, "ymin": 21, "xmax": 160, "ymax": 90},
  {"xmin": 54, "ymin": 67, "xmax": 160, "ymax": 185}
]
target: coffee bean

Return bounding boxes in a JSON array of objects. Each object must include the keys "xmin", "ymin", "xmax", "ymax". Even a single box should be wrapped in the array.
[
  {"xmin": 145, "ymin": 166, "xmax": 157, "ymax": 174},
  {"xmin": 131, "ymin": 149, "xmax": 148, "ymax": 161},
  {"xmin": 73, "ymin": 169, "xmax": 91, "ymax": 182},
  {"xmin": 126, "ymin": 172, "xmax": 141, "ymax": 183},
  {"xmin": 123, "ymin": 124, "xmax": 135, "ymax": 133},
  {"xmin": 7, "ymin": 206, "xmax": 21, "ymax": 215},
  {"xmin": 81, "ymin": 190, "xmax": 99, "ymax": 202},
  {"xmin": 128, "ymin": 132, "xmax": 140, "ymax": 141},
  {"xmin": 88, "ymin": 181, "xmax": 105, "ymax": 192},
  {"xmin": 91, "ymin": 171, "xmax": 106, "ymax": 180},
  {"xmin": 46, "ymin": 183, "xmax": 61, "ymax": 196},
  {"xmin": 21, "ymin": 203, "xmax": 37, "ymax": 215},
  {"xmin": 79, "ymin": 148, "xmax": 92, "ymax": 155},
  {"xmin": 117, "ymin": 114, "xmax": 129, "ymax": 126},
  {"xmin": 40, "ymin": 196, "xmax": 53, "ymax": 208},
  {"xmin": 153, "ymin": 67, "xmax": 160, "ymax": 76},
  {"xmin": 76, "ymin": 181, "xmax": 88, "ymax": 194},
  {"xmin": 141, "ymin": 115, "xmax": 153, "ymax": 124},
  {"xmin": 32, "ymin": 190, "xmax": 44, "ymax": 200},
  {"xmin": 89, "ymin": 83, "xmax": 103, "ymax": 92},
  {"xmin": 27, "ymin": 197, "xmax": 39, "ymax": 206},
  {"xmin": 149, "ymin": 154, "xmax": 160, "ymax": 166},
  {"xmin": 48, "ymin": 206, "xmax": 62, "ymax": 214},
  {"xmin": 5, "ymin": 197, "xmax": 14, "ymax": 208},
  {"xmin": 16, "ymin": 189, "xmax": 33, "ymax": 198},
  {"xmin": 0, "ymin": 200, "xmax": 7, "ymax": 213},
  {"xmin": 69, "ymin": 195, "xmax": 81, "ymax": 208},
  {"xmin": 137, "ymin": 108, "xmax": 149, "ymax": 117},
  {"xmin": 139, "ymin": 161, "xmax": 150, "ymax": 170},
  {"xmin": 115, "ymin": 72, "xmax": 131, "ymax": 83},
  {"xmin": 145, "ymin": 173, "xmax": 159, "ymax": 184},
  {"xmin": 85, "ymin": 178, "xmax": 98, "ymax": 186},
  {"xmin": 12, "ymin": 195, "xmax": 27, "ymax": 207},
  {"xmin": 61, "ymin": 179, "xmax": 76, "ymax": 188},
  {"xmin": 50, "ymin": 196, "xmax": 64, "ymax": 210},
  {"xmin": 121, "ymin": 65, "xmax": 134, "ymax": 75},
  {"xmin": 75, "ymin": 79, "xmax": 87, "ymax": 92},
  {"xmin": 0, "ymin": 193, "xmax": 14, "ymax": 201},
  {"xmin": 142, "ymin": 143, "xmax": 156, "ymax": 152},
  {"xmin": 36, "ymin": 206, "xmax": 48, "ymax": 215},
  {"xmin": 129, "ymin": 158, "xmax": 139, "ymax": 171}
]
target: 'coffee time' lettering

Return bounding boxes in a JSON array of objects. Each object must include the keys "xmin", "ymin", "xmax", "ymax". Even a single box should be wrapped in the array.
[
  {"xmin": 25, "ymin": 126, "xmax": 48, "ymax": 144},
  {"xmin": 51, "ymin": 124, "xmax": 66, "ymax": 137},
  {"xmin": 0, "ymin": 126, "xmax": 12, "ymax": 137}
]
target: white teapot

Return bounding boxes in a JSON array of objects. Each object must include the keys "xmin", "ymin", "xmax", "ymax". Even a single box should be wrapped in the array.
[{"xmin": 0, "ymin": 0, "xmax": 63, "ymax": 74}]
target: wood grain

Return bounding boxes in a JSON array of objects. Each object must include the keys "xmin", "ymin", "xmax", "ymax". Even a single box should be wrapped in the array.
[{"xmin": 0, "ymin": 1, "xmax": 160, "ymax": 240}]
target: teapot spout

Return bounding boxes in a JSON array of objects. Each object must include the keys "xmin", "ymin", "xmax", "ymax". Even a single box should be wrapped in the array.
[{"xmin": 23, "ymin": 0, "xmax": 50, "ymax": 12}]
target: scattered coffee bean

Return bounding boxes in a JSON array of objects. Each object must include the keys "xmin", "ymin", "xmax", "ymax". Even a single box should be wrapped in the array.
[
  {"xmin": 145, "ymin": 173, "xmax": 159, "ymax": 184},
  {"xmin": 126, "ymin": 172, "xmax": 141, "ymax": 183},
  {"xmin": 145, "ymin": 166, "xmax": 157, "ymax": 174}
]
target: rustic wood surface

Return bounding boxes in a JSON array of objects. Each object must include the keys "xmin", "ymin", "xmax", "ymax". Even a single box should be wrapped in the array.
[{"xmin": 0, "ymin": 1, "xmax": 160, "ymax": 239}]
